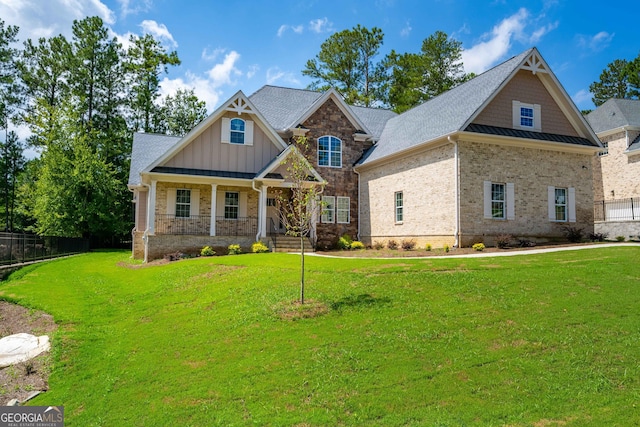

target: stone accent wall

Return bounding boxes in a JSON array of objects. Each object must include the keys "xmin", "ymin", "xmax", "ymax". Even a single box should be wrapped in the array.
[
  {"xmin": 300, "ymin": 98, "xmax": 373, "ymax": 249},
  {"xmin": 458, "ymin": 140, "xmax": 594, "ymax": 246},
  {"xmin": 594, "ymin": 221, "xmax": 640, "ymax": 241},
  {"xmin": 358, "ymin": 143, "xmax": 457, "ymax": 248},
  {"xmin": 592, "ymin": 130, "xmax": 640, "ymax": 201},
  {"xmin": 473, "ymin": 70, "xmax": 579, "ymax": 137}
]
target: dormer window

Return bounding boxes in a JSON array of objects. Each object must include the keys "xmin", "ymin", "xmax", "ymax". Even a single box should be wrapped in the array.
[
  {"xmin": 512, "ymin": 101, "xmax": 541, "ymax": 132},
  {"xmin": 221, "ymin": 117, "xmax": 254, "ymax": 145},
  {"xmin": 230, "ymin": 118, "xmax": 245, "ymax": 144}
]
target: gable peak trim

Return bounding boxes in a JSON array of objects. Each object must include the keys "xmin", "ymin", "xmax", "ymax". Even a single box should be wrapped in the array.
[
  {"xmin": 520, "ymin": 50, "xmax": 547, "ymax": 75},
  {"xmin": 226, "ymin": 95, "xmax": 254, "ymax": 115}
]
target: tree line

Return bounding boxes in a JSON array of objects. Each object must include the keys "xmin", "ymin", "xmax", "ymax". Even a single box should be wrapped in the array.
[{"xmin": 0, "ymin": 17, "xmax": 206, "ymax": 243}]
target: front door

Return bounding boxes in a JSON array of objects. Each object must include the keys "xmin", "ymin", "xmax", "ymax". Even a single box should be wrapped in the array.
[{"xmin": 267, "ymin": 196, "xmax": 286, "ymax": 234}]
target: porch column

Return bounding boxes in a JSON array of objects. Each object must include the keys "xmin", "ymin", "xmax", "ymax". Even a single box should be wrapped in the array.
[
  {"xmin": 210, "ymin": 184, "xmax": 217, "ymax": 236},
  {"xmin": 259, "ymin": 186, "xmax": 268, "ymax": 239},
  {"xmin": 147, "ymin": 180, "xmax": 157, "ymax": 235}
]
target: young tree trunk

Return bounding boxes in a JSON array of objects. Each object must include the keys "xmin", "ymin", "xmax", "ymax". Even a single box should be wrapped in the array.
[{"xmin": 300, "ymin": 234, "xmax": 305, "ymax": 304}]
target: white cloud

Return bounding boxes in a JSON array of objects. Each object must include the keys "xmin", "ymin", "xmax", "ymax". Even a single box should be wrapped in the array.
[
  {"xmin": 140, "ymin": 20, "xmax": 177, "ymax": 48},
  {"xmin": 277, "ymin": 24, "xmax": 305, "ymax": 37},
  {"xmin": 530, "ymin": 21, "xmax": 559, "ymax": 44},
  {"xmin": 309, "ymin": 17, "xmax": 333, "ymax": 34},
  {"xmin": 400, "ymin": 21, "xmax": 412, "ymax": 37},
  {"xmin": 116, "ymin": 0, "xmax": 152, "ymax": 18},
  {"xmin": 158, "ymin": 50, "xmax": 242, "ymax": 112},
  {"xmin": 201, "ymin": 47, "xmax": 225, "ymax": 61},
  {"xmin": 266, "ymin": 67, "xmax": 301, "ymax": 86},
  {"xmin": 577, "ymin": 31, "xmax": 614, "ymax": 53},
  {"xmin": 572, "ymin": 89, "xmax": 592, "ymax": 107},
  {"xmin": 461, "ymin": 8, "xmax": 529, "ymax": 74},
  {"xmin": 247, "ymin": 65, "xmax": 259, "ymax": 79},
  {"xmin": 0, "ymin": 0, "xmax": 115, "ymax": 41}
]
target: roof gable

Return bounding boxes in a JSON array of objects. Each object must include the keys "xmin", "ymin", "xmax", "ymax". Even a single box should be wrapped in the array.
[
  {"xmin": 360, "ymin": 48, "xmax": 600, "ymax": 166},
  {"xmin": 145, "ymin": 91, "xmax": 287, "ymax": 173}
]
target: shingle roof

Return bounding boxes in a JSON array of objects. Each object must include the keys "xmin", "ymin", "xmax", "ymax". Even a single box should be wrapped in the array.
[
  {"xmin": 249, "ymin": 85, "xmax": 396, "ymax": 139},
  {"xmin": 128, "ymin": 133, "xmax": 181, "ymax": 186},
  {"xmin": 359, "ymin": 49, "xmax": 534, "ymax": 165},
  {"xmin": 249, "ymin": 86, "xmax": 324, "ymax": 130},
  {"xmin": 586, "ymin": 98, "xmax": 640, "ymax": 134}
]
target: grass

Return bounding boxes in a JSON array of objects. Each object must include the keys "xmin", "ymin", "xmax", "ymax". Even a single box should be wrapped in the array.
[{"xmin": 0, "ymin": 247, "xmax": 639, "ymax": 426}]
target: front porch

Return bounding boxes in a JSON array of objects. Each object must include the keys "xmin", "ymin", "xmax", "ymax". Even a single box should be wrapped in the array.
[{"xmin": 155, "ymin": 214, "xmax": 259, "ymax": 237}]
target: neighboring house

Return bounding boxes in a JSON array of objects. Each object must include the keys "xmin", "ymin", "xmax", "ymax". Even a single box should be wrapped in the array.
[
  {"xmin": 128, "ymin": 47, "xmax": 602, "ymax": 261},
  {"xmin": 587, "ymin": 99, "xmax": 640, "ymax": 239}
]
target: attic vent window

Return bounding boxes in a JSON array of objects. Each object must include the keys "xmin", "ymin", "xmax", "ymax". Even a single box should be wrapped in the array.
[{"xmin": 512, "ymin": 100, "xmax": 541, "ymax": 132}]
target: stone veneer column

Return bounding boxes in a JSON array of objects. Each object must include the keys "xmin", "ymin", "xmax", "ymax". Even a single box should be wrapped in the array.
[{"xmin": 210, "ymin": 184, "xmax": 217, "ymax": 236}]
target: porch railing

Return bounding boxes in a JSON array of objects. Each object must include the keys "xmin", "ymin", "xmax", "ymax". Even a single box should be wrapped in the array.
[
  {"xmin": 155, "ymin": 214, "xmax": 258, "ymax": 236},
  {"xmin": 594, "ymin": 198, "xmax": 638, "ymax": 222}
]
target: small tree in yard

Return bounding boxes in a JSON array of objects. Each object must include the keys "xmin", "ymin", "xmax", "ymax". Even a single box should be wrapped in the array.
[{"xmin": 275, "ymin": 136, "xmax": 325, "ymax": 304}]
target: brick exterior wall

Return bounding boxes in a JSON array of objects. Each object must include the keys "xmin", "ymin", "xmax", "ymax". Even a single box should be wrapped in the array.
[
  {"xmin": 299, "ymin": 98, "xmax": 373, "ymax": 249},
  {"xmin": 458, "ymin": 140, "xmax": 594, "ymax": 246},
  {"xmin": 145, "ymin": 235, "xmax": 255, "ymax": 261},
  {"xmin": 592, "ymin": 130, "xmax": 640, "ymax": 201},
  {"xmin": 358, "ymin": 143, "xmax": 457, "ymax": 248}
]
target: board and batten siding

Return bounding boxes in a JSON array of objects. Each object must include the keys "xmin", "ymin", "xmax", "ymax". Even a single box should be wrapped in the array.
[{"xmin": 163, "ymin": 113, "xmax": 282, "ymax": 173}]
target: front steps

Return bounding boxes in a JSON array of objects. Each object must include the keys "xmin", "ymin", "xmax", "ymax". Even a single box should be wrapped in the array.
[{"xmin": 269, "ymin": 236, "xmax": 315, "ymax": 252}]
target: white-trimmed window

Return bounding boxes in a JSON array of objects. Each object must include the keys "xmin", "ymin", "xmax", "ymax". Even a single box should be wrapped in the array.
[
  {"xmin": 336, "ymin": 196, "xmax": 350, "ymax": 224},
  {"xmin": 221, "ymin": 117, "xmax": 254, "ymax": 145},
  {"xmin": 166, "ymin": 188, "xmax": 199, "ymax": 219},
  {"xmin": 548, "ymin": 186, "xmax": 575, "ymax": 222},
  {"xmin": 321, "ymin": 196, "xmax": 335, "ymax": 223},
  {"xmin": 483, "ymin": 181, "xmax": 515, "ymax": 220},
  {"xmin": 175, "ymin": 189, "xmax": 191, "ymax": 218},
  {"xmin": 395, "ymin": 191, "xmax": 403, "ymax": 223},
  {"xmin": 318, "ymin": 136, "xmax": 342, "ymax": 167},
  {"xmin": 512, "ymin": 101, "xmax": 541, "ymax": 132},
  {"xmin": 225, "ymin": 192, "xmax": 239, "ymax": 219}
]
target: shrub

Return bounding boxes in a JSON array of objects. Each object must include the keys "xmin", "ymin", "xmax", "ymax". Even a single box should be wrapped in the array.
[
  {"xmin": 350, "ymin": 241, "xmax": 365, "ymax": 250},
  {"xmin": 472, "ymin": 243, "xmax": 485, "ymax": 251},
  {"xmin": 373, "ymin": 241, "xmax": 385, "ymax": 250},
  {"xmin": 387, "ymin": 239, "xmax": 398, "ymax": 250},
  {"xmin": 401, "ymin": 239, "xmax": 416, "ymax": 251},
  {"xmin": 227, "ymin": 244, "xmax": 242, "ymax": 255},
  {"xmin": 338, "ymin": 235, "xmax": 353, "ymax": 250},
  {"xmin": 425, "ymin": 243, "xmax": 432, "ymax": 251},
  {"xmin": 616, "ymin": 235, "xmax": 626, "ymax": 242},
  {"xmin": 251, "ymin": 241, "xmax": 269, "ymax": 253},
  {"xmin": 444, "ymin": 244, "xmax": 450, "ymax": 253},
  {"xmin": 496, "ymin": 234, "xmax": 512, "ymax": 249},
  {"xmin": 200, "ymin": 246, "xmax": 216, "ymax": 257},
  {"xmin": 588, "ymin": 232, "xmax": 607, "ymax": 242},
  {"xmin": 562, "ymin": 226, "xmax": 584, "ymax": 243}
]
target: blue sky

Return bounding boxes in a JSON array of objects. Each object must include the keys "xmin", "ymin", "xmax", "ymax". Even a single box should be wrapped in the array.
[{"xmin": 1, "ymin": 0, "xmax": 639, "ymax": 114}]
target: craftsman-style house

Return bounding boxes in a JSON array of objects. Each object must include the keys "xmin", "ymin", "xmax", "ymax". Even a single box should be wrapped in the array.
[{"xmin": 128, "ymin": 47, "xmax": 602, "ymax": 260}]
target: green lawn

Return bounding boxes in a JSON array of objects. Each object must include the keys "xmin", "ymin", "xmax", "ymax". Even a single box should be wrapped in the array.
[{"xmin": 1, "ymin": 247, "xmax": 639, "ymax": 426}]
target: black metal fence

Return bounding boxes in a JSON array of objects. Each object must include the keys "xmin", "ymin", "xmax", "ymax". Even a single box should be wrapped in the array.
[
  {"xmin": 594, "ymin": 198, "xmax": 639, "ymax": 222},
  {"xmin": 0, "ymin": 232, "xmax": 90, "ymax": 266}
]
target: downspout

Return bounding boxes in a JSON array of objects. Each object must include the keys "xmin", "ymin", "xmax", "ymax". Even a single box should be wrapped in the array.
[
  {"xmin": 354, "ymin": 168, "xmax": 361, "ymax": 242},
  {"xmin": 448, "ymin": 136, "xmax": 460, "ymax": 248},
  {"xmin": 252, "ymin": 180, "xmax": 262, "ymax": 242}
]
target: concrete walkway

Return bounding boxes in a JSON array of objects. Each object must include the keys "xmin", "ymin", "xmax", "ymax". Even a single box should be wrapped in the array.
[{"xmin": 305, "ymin": 242, "xmax": 640, "ymax": 260}]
